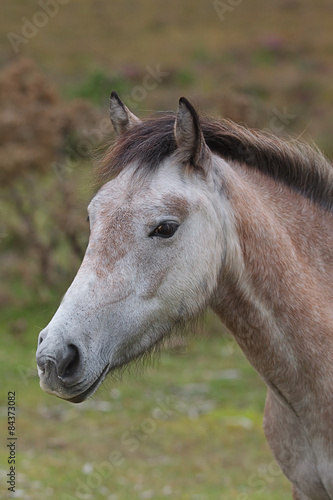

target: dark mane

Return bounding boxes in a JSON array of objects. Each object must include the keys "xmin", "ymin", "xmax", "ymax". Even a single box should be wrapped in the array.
[{"xmin": 97, "ymin": 113, "xmax": 333, "ymax": 211}]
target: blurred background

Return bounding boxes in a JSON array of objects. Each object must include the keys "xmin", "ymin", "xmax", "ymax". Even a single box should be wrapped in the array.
[{"xmin": 0, "ymin": 1, "xmax": 332, "ymax": 498}]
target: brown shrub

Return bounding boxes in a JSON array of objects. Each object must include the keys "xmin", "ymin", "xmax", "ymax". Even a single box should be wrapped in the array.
[{"xmin": 0, "ymin": 58, "xmax": 109, "ymax": 305}]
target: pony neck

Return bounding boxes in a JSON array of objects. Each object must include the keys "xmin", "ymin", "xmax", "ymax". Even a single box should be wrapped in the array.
[{"xmin": 211, "ymin": 161, "xmax": 333, "ymax": 408}]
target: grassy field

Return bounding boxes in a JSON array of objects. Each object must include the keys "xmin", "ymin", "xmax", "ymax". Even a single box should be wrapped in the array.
[
  {"xmin": 0, "ymin": 302, "xmax": 291, "ymax": 499},
  {"xmin": 1, "ymin": 0, "xmax": 333, "ymax": 149},
  {"xmin": 1, "ymin": 1, "xmax": 332, "ymax": 498}
]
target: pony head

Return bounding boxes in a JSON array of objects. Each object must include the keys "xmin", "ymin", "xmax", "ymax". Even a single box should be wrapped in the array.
[{"xmin": 36, "ymin": 94, "xmax": 232, "ymax": 402}]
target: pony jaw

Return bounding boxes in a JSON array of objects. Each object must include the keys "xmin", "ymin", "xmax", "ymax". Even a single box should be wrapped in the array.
[
  {"xmin": 65, "ymin": 364, "xmax": 110, "ymax": 403},
  {"xmin": 38, "ymin": 363, "xmax": 110, "ymax": 404}
]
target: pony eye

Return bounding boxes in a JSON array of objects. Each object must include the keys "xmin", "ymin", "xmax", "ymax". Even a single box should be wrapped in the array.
[{"xmin": 150, "ymin": 222, "xmax": 179, "ymax": 239}]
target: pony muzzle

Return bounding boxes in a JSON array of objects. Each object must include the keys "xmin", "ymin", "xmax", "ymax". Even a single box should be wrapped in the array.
[
  {"xmin": 36, "ymin": 329, "xmax": 84, "ymax": 398},
  {"xmin": 36, "ymin": 329, "xmax": 110, "ymax": 403}
]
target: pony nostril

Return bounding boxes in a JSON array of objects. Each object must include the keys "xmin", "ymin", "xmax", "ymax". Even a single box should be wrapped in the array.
[
  {"xmin": 57, "ymin": 344, "xmax": 80, "ymax": 380},
  {"xmin": 38, "ymin": 330, "xmax": 47, "ymax": 346},
  {"xmin": 36, "ymin": 355, "xmax": 46, "ymax": 373}
]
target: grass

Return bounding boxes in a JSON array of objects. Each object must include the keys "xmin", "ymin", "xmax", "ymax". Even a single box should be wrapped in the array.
[
  {"xmin": 0, "ymin": 302, "xmax": 291, "ymax": 499},
  {"xmin": 0, "ymin": 1, "xmax": 332, "ymax": 498},
  {"xmin": 1, "ymin": 0, "xmax": 333, "ymax": 152},
  {"xmin": 64, "ymin": 68, "xmax": 133, "ymax": 105}
]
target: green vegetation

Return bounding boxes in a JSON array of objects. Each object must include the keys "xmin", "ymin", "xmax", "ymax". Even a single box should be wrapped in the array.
[
  {"xmin": 2, "ymin": 0, "xmax": 333, "ymax": 151},
  {"xmin": 0, "ymin": 0, "xmax": 332, "ymax": 497},
  {"xmin": 64, "ymin": 69, "xmax": 132, "ymax": 105},
  {"xmin": 0, "ymin": 307, "xmax": 291, "ymax": 499}
]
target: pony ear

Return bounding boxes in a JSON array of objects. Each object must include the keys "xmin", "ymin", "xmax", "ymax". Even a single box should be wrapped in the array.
[
  {"xmin": 174, "ymin": 97, "xmax": 211, "ymax": 174},
  {"xmin": 109, "ymin": 91, "xmax": 141, "ymax": 136}
]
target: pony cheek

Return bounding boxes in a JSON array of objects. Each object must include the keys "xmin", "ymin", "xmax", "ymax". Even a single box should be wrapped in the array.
[{"xmin": 137, "ymin": 266, "xmax": 168, "ymax": 300}]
